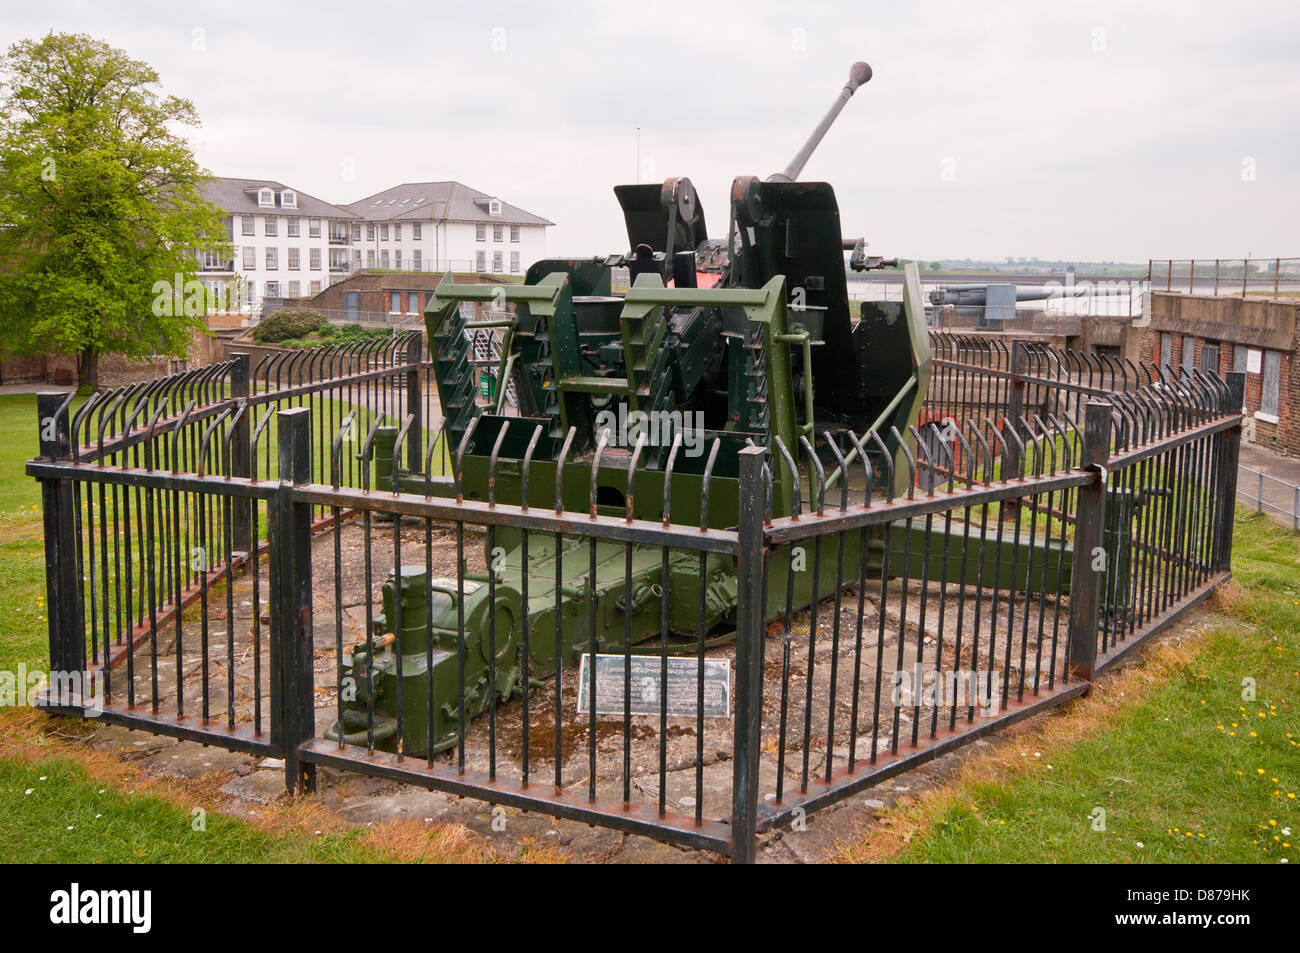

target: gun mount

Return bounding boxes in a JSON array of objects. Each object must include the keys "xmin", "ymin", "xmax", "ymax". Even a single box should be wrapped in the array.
[{"xmin": 329, "ymin": 63, "xmax": 1065, "ymax": 758}]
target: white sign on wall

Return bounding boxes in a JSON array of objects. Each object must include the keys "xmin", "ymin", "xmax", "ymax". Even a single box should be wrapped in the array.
[{"xmin": 1247, "ymin": 349, "xmax": 1262, "ymax": 374}]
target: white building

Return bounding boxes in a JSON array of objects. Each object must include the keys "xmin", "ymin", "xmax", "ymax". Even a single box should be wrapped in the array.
[
  {"xmin": 199, "ymin": 177, "xmax": 358, "ymax": 311},
  {"xmin": 341, "ymin": 182, "xmax": 553, "ymax": 277}
]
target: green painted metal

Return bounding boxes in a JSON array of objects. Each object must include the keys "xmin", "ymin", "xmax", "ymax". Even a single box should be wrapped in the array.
[{"xmin": 331, "ymin": 65, "xmax": 1072, "ymax": 757}]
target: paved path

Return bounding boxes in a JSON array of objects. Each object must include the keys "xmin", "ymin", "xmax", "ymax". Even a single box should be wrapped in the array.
[{"xmin": 1237, "ymin": 442, "xmax": 1300, "ymax": 530}]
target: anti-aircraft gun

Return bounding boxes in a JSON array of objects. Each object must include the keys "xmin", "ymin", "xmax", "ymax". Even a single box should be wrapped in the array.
[{"xmin": 328, "ymin": 63, "xmax": 1015, "ymax": 756}]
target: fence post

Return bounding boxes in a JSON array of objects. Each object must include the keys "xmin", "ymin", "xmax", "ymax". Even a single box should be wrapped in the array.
[
  {"xmin": 270, "ymin": 407, "xmax": 316, "ymax": 795},
  {"xmin": 229, "ymin": 352, "xmax": 252, "ymax": 554},
  {"xmin": 36, "ymin": 392, "xmax": 86, "ymax": 702},
  {"xmin": 405, "ymin": 334, "xmax": 423, "ymax": 472},
  {"xmin": 1067, "ymin": 400, "xmax": 1113, "ymax": 684},
  {"xmin": 731, "ymin": 445, "xmax": 767, "ymax": 864},
  {"xmin": 1215, "ymin": 372, "xmax": 1246, "ymax": 571}
]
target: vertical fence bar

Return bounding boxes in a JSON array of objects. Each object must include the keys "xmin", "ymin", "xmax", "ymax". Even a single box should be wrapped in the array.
[
  {"xmin": 37, "ymin": 392, "xmax": 86, "ymax": 699},
  {"xmin": 1215, "ymin": 373, "xmax": 1246, "ymax": 571},
  {"xmin": 1004, "ymin": 341, "xmax": 1027, "ymax": 481},
  {"xmin": 230, "ymin": 353, "xmax": 252, "ymax": 553},
  {"xmin": 1066, "ymin": 400, "xmax": 1113, "ymax": 684},
  {"xmin": 730, "ymin": 445, "xmax": 766, "ymax": 865},
  {"xmin": 271, "ymin": 406, "xmax": 317, "ymax": 794},
  {"xmin": 405, "ymin": 335, "xmax": 423, "ymax": 472}
]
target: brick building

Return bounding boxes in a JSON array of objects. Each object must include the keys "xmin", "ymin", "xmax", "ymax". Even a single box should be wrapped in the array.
[{"xmin": 1139, "ymin": 291, "xmax": 1298, "ymax": 456}]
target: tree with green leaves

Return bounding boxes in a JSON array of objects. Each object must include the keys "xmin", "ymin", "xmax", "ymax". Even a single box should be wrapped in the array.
[{"xmin": 0, "ymin": 32, "xmax": 229, "ymax": 390}]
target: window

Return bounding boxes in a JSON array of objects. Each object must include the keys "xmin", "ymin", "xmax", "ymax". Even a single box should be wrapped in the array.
[
  {"xmin": 265, "ymin": 247, "xmax": 278, "ymax": 270},
  {"xmin": 510, "ymin": 226, "xmax": 520, "ymax": 243},
  {"xmin": 381, "ymin": 224, "xmax": 389, "ymax": 241},
  {"xmin": 394, "ymin": 224, "xmax": 402, "ymax": 240},
  {"xmin": 1181, "ymin": 336, "xmax": 1194, "ymax": 368},
  {"xmin": 413, "ymin": 249, "xmax": 422, "ymax": 270},
  {"xmin": 475, "ymin": 250, "xmax": 487, "ymax": 272},
  {"xmin": 367, "ymin": 250, "xmax": 376, "ymax": 268},
  {"xmin": 380, "ymin": 250, "xmax": 389, "ymax": 269},
  {"xmin": 287, "ymin": 217, "xmax": 300, "ymax": 237},
  {"xmin": 1261, "ymin": 350, "xmax": 1281, "ymax": 417},
  {"xmin": 493, "ymin": 224, "xmax": 503, "ymax": 242},
  {"xmin": 1159, "ymin": 333, "xmax": 1172, "ymax": 376},
  {"xmin": 510, "ymin": 251, "xmax": 520, "ymax": 274},
  {"xmin": 352, "ymin": 250, "xmax": 361, "ymax": 270},
  {"xmin": 245, "ymin": 281, "xmax": 257, "ymax": 305},
  {"xmin": 264, "ymin": 217, "xmax": 277, "ymax": 237},
  {"xmin": 288, "ymin": 281, "xmax": 300, "ymax": 297},
  {"xmin": 1200, "ymin": 343, "xmax": 1219, "ymax": 375},
  {"xmin": 280, "ymin": 190, "xmax": 297, "ymax": 209},
  {"xmin": 288, "ymin": 248, "xmax": 300, "ymax": 270},
  {"xmin": 492, "ymin": 251, "xmax": 503, "ymax": 273},
  {"xmin": 242, "ymin": 247, "xmax": 256, "ymax": 270},
  {"xmin": 258, "ymin": 188, "xmax": 274, "ymax": 207},
  {"xmin": 329, "ymin": 221, "xmax": 348, "ymax": 243},
  {"xmin": 413, "ymin": 223, "xmax": 422, "ymax": 240},
  {"xmin": 476, "ymin": 224, "xmax": 486, "ymax": 242},
  {"xmin": 309, "ymin": 219, "xmax": 321, "ymax": 238},
  {"xmin": 329, "ymin": 249, "xmax": 348, "ymax": 272},
  {"xmin": 408, "ymin": 292, "xmax": 418, "ymax": 313},
  {"xmin": 395, "ymin": 250, "xmax": 402, "ymax": 269},
  {"xmin": 351, "ymin": 223, "xmax": 361, "ymax": 241},
  {"xmin": 310, "ymin": 281, "xmax": 321, "ymax": 295},
  {"xmin": 1234, "ymin": 344, "xmax": 1248, "ymax": 374},
  {"xmin": 389, "ymin": 292, "xmax": 400, "ymax": 314},
  {"xmin": 309, "ymin": 248, "xmax": 321, "ymax": 271},
  {"xmin": 366, "ymin": 224, "xmax": 376, "ymax": 241},
  {"xmin": 241, "ymin": 216, "xmax": 255, "ymax": 236},
  {"xmin": 489, "ymin": 198, "xmax": 502, "ymax": 216},
  {"xmin": 265, "ymin": 281, "xmax": 280, "ymax": 297}
]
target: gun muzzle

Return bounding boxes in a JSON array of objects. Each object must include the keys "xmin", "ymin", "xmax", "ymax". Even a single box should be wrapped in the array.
[{"xmin": 770, "ymin": 61, "xmax": 872, "ymax": 183}]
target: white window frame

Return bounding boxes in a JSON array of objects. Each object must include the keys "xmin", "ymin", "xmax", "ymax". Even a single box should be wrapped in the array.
[
  {"xmin": 288, "ymin": 247, "xmax": 300, "ymax": 271},
  {"xmin": 241, "ymin": 216, "xmax": 255, "ymax": 237},
  {"xmin": 280, "ymin": 190, "xmax": 297, "ymax": 209},
  {"xmin": 258, "ymin": 188, "xmax": 274, "ymax": 208},
  {"xmin": 287, "ymin": 217, "xmax": 300, "ymax": 238},
  {"xmin": 242, "ymin": 246, "xmax": 256, "ymax": 270},
  {"xmin": 309, "ymin": 248, "xmax": 322, "ymax": 271},
  {"xmin": 510, "ymin": 225, "xmax": 520, "ymax": 243}
]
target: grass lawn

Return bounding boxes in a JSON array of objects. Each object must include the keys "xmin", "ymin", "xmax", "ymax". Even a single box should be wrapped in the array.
[{"xmin": 834, "ymin": 510, "xmax": 1299, "ymax": 864}]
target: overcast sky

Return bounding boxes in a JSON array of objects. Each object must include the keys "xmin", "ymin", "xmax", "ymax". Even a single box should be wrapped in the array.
[{"xmin": 3, "ymin": 0, "xmax": 1297, "ymax": 263}]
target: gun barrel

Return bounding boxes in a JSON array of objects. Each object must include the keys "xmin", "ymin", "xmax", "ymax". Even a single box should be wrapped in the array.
[{"xmin": 771, "ymin": 61, "xmax": 872, "ymax": 182}]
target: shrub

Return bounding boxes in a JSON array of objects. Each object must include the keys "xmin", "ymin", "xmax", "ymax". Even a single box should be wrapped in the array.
[{"xmin": 252, "ymin": 309, "xmax": 326, "ymax": 343}]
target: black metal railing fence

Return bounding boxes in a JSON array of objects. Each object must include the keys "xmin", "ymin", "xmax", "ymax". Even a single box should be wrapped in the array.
[{"xmin": 29, "ymin": 335, "xmax": 1245, "ymax": 863}]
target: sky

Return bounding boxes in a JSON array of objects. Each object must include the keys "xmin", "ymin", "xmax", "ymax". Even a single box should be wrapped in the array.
[{"xmin": 2, "ymin": 0, "xmax": 1297, "ymax": 264}]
